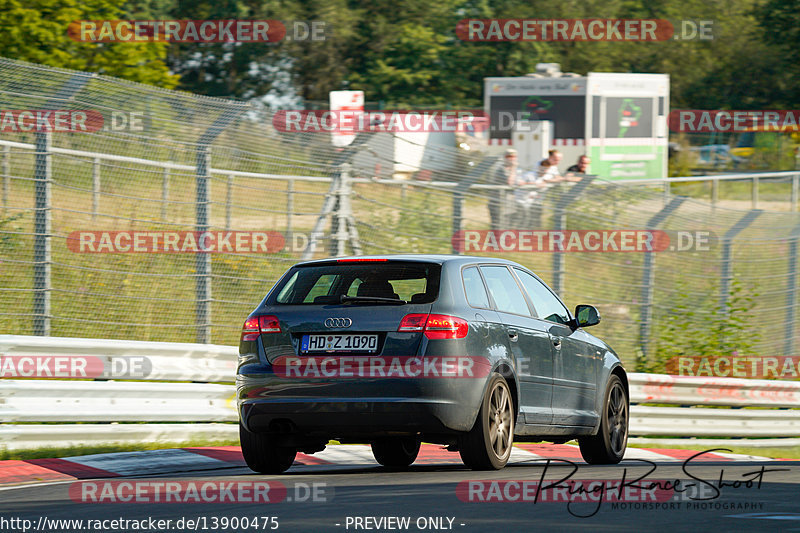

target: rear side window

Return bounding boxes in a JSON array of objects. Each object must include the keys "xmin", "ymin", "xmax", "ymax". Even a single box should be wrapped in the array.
[
  {"xmin": 514, "ymin": 268, "xmax": 570, "ymax": 324},
  {"xmin": 462, "ymin": 266, "xmax": 490, "ymax": 309},
  {"xmin": 271, "ymin": 262, "xmax": 440, "ymax": 305},
  {"xmin": 480, "ymin": 265, "xmax": 530, "ymax": 316}
]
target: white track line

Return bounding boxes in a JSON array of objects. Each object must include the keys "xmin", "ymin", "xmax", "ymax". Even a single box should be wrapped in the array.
[
  {"xmin": 65, "ymin": 449, "xmax": 228, "ymax": 476},
  {"xmin": 311, "ymin": 445, "xmax": 377, "ymax": 465}
]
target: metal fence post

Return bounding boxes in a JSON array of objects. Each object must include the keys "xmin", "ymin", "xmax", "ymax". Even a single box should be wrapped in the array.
[
  {"xmin": 784, "ymin": 223, "xmax": 800, "ymax": 356},
  {"xmin": 752, "ymin": 176, "xmax": 759, "ymax": 209},
  {"xmin": 335, "ymin": 163, "xmax": 356, "ymax": 256},
  {"xmin": 32, "ymin": 71, "xmax": 93, "ymax": 335},
  {"xmin": 33, "ymin": 131, "xmax": 52, "ymax": 336},
  {"xmin": 2, "ymin": 144, "xmax": 9, "ymax": 209},
  {"xmin": 792, "ymin": 173, "xmax": 799, "ymax": 212},
  {"xmin": 286, "ymin": 178, "xmax": 294, "ymax": 240},
  {"xmin": 195, "ymin": 146, "xmax": 211, "ymax": 344},
  {"xmin": 225, "ymin": 174, "xmax": 233, "ymax": 231},
  {"xmin": 193, "ymin": 107, "xmax": 244, "ymax": 343},
  {"xmin": 711, "ymin": 178, "xmax": 719, "ymax": 206},
  {"xmin": 550, "ymin": 176, "xmax": 596, "ymax": 295},
  {"xmin": 719, "ymin": 210, "xmax": 762, "ymax": 314},
  {"xmin": 450, "ymin": 157, "xmax": 499, "ymax": 255},
  {"xmin": 638, "ymin": 197, "xmax": 685, "ymax": 363},
  {"xmin": 91, "ymin": 158, "xmax": 100, "ymax": 220},
  {"xmin": 552, "ymin": 207, "xmax": 567, "ymax": 294},
  {"xmin": 161, "ymin": 166, "xmax": 169, "ymax": 221},
  {"xmin": 451, "ymin": 190, "xmax": 464, "ymax": 254}
]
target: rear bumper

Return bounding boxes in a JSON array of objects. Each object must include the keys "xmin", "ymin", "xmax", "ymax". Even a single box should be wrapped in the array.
[{"xmin": 237, "ymin": 366, "xmax": 485, "ymax": 437}]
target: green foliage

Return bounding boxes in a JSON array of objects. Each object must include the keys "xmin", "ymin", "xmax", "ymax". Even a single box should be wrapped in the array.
[
  {"xmin": 0, "ymin": 212, "xmax": 24, "ymax": 251},
  {"xmin": 1, "ymin": 0, "xmax": 797, "ymax": 112},
  {"xmin": 361, "ymin": 187, "xmax": 452, "ymax": 254},
  {"xmin": 0, "ymin": 0, "xmax": 178, "ymax": 87},
  {"xmin": 644, "ymin": 278, "xmax": 762, "ymax": 373}
]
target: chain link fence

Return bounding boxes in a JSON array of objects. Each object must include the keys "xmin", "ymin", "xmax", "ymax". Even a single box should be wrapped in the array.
[{"xmin": 1, "ymin": 58, "xmax": 799, "ymax": 372}]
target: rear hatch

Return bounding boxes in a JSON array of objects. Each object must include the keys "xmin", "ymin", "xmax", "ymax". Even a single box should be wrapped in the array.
[{"xmin": 254, "ymin": 260, "xmax": 442, "ymax": 363}]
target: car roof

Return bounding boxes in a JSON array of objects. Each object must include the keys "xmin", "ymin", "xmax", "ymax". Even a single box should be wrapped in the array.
[{"xmin": 294, "ymin": 254, "xmax": 523, "ymax": 268}]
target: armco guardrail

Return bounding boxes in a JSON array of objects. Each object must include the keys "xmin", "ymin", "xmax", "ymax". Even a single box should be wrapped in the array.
[
  {"xmin": 0, "ymin": 380, "xmax": 235, "ymax": 423},
  {"xmin": 627, "ymin": 373, "xmax": 800, "ymax": 437},
  {"xmin": 629, "ymin": 406, "xmax": 800, "ymax": 438},
  {"xmin": 1, "ymin": 336, "xmax": 799, "ymax": 449},
  {"xmin": 628, "ymin": 373, "xmax": 800, "ymax": 408},
  {"xmin": 0, "ymin": 335, "xmax": 236, "ymax": 382}
]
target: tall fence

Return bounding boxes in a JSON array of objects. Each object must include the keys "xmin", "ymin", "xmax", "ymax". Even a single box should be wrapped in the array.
[{"xmin": 1, "ymin": 58, "xmax": 799, "ymax": 371}]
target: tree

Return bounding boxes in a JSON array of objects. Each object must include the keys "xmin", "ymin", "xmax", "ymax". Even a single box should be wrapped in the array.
[{"xmin": 0, "ymin": 0, "xmax": 177, "ymax": 87}]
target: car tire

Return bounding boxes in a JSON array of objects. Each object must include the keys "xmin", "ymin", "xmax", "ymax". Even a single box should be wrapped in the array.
[
  {"xmin": 579, "ymin": 374, "xmax": 628, "ymax": 465},
  {"xmin": 239, "ymin": 422, "xmax": 297, "ymax": 474},
  {"xmin": 458, "ymin": 374, "xmax": 514, "ymax": 470},
  {"xmin": 371, "ymin": 436, "xmax": 421, "ymax": 469}
]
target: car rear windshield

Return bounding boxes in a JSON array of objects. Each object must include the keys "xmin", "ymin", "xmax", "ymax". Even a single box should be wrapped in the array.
[{"xmin": 269, "ymin": 262, "xmax": 441, "ymax": 305}]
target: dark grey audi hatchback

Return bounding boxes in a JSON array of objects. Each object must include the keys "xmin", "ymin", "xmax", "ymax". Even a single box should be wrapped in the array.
[{"xmin": 237, "ymin": 255, "xmax": 629, "ymax": 473}]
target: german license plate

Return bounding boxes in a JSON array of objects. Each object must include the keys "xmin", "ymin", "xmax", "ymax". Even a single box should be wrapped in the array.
[{"xmin": 301, "ymin": 334, "xmax": 378, "ymax": 353}]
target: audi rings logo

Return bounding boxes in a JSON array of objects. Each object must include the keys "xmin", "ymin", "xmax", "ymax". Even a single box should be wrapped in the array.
[{"xmin": 324, "ymin": 317, "xmax": 352, "ymax": 328}]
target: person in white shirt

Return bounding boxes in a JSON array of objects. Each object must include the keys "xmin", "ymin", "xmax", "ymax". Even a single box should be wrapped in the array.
[
  {"xmin": 536, "ymin": 149, "xmax": 564, "ymax": 182},
  {"xmin": 509, "ymin": 150, "xmax": 564, "ymax": 228}
]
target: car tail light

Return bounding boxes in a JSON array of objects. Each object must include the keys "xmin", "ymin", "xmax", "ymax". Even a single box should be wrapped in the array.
[
  {"xmin": 398, "ymin": 313, "xmax": 428, "ymax": 332},
  {"xmin": 241, "ymin": 315, "xmax": 281, "ymax": 341},
  {"xmin": 398, "ymin": 314, "xmax": 468, "ymax": 339},
  {"xmin": 424, "ymin": 314, "xmax": 469, "ymax": 339}
]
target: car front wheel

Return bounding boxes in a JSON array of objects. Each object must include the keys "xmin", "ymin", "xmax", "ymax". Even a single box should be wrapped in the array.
[
  {"xmin": 459, "ymin": 374, "xmax": 515, "ymax": 470},
  {"xmin": 239, "ymin": 422, "xmax": 297, "ymax": 474},
  {"xmin": 579, "ymin": 374, "xmax": 628, "ymax": 464}
]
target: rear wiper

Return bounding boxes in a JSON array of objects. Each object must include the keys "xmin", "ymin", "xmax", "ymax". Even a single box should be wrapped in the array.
[{"xmin": 340, "ymin": 295, "xmax": 406, "ymax": 305}]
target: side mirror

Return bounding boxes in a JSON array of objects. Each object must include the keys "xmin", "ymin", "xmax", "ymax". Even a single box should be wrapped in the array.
[{"xmin": 574, "ymin": 304, "xmax": 600, "ymax": 328}]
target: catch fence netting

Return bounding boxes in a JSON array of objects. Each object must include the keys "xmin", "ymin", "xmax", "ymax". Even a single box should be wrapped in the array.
[{"xmin": 1, "ymin": 58, "xmax": 798, "ymax": 372}]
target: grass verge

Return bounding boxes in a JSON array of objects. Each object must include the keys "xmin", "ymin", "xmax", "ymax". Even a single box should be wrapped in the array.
[{"xmin": 627, "ymin": 443, "xmax": 800, "ymax": 459}]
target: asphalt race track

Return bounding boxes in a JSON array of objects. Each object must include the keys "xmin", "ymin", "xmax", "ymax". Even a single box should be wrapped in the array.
[{"xmin": 0, "ymin": 444, "xmax": 798, "ymax": 533}]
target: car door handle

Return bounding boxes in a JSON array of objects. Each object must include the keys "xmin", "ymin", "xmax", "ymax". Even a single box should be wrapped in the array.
[
  {"xmin": 508, "ymin": 329, "xmax": 518, "ymax": 342},
  {"xmin": 552, "ymin": 338, "xmax": 562, "ymax": 349}
]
